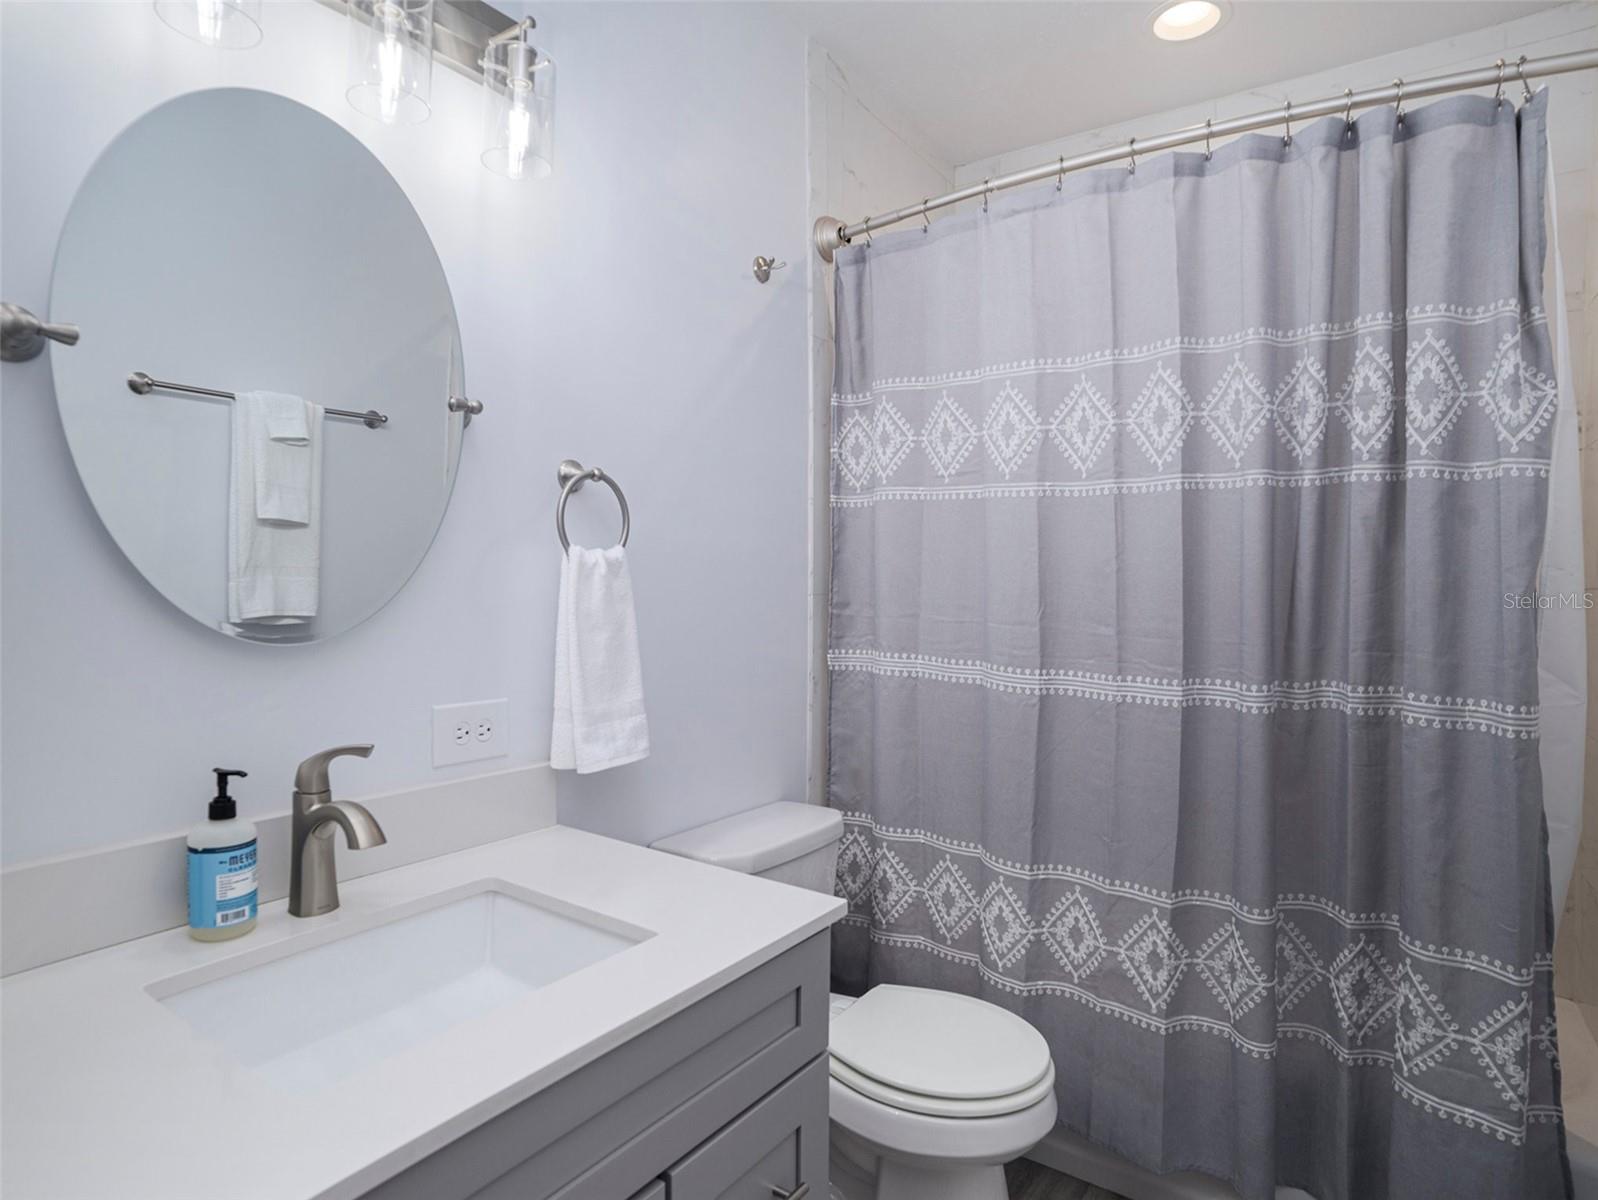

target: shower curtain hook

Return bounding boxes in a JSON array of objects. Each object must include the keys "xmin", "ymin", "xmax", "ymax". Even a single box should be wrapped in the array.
[
  {"xmin": 921, "ymin": 199, "xmax": 930, "ymax": 233},
  {"xmin": 1517, "ymin": 55, "xmax": 1533, "ymax": 102},
  {"xmin": 1204, "ymin": 118, "xmax": 1213, "ymax": 161},
  {"xmin": 982, "ymin": 179, "xmax": 991, "ymax": 213},
  {"xmin": 861, "ymin": 218, "xmax": 872, "ymax": 247},
  {"xmin": 1056, "ymin": 156, "xmax": 1065, "ymax": 191},
  {"xmin": 1282, "ymin": 100, "xmax": 1293, "ymax": 147},
  {"xmin": 1127, "ymin": 138, "xmax": 1137, "ymax": 175},
  {"xmin": 1393, "ymin": 77, "xmax": 1405, "ymax": 126},
  {"xmin": 1343, "ymin": 88, "xmax": 1355, "ymax": 137},
  {"xmin": 1495, "ymin": 58, "xmax": 1507, "ymax": 107}
]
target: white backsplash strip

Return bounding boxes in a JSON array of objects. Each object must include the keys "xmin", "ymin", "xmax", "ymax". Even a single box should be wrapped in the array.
[{"xmin": 0, "ymin": 764, "xmax": 556, "ymax": 977}]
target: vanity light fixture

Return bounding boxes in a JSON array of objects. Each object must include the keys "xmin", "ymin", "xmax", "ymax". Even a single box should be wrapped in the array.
[
  {"xmin": 480, "ymin": 17, "xmax": 556, "ymax": 180},
  {"xmin": 346, "ymin": 0, "xmax": 435, "ymax": 125},
  {"xmin": 152, "ymin": 0, "xmax": 263, "ymax": 48},
  {"xmin": 1150, "ymin": 0, "xmax": 1227, "ymax": 42}
]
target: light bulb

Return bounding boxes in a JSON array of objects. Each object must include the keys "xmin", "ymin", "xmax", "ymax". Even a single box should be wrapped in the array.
[
  {"xmin": 345, "ymin": 0, "xmax": 432, "ymax": 125},
  {"xmin": 194, "ymin": 0, "xmax": 224, "ymax": 43},
  {"xmin": 377, "ymin": 3, "xmax": 404, "ymax": 123},
  {"xmin": 506, "ymin": 85, "xmax": 532, "ymax": 179},
  {"xmin": 153, "ymin": 0, "xmax": 262, "ymax": 49},
  {"xmin": 480, "ymin": 24, "xmax": 552, "ymax": 179}
]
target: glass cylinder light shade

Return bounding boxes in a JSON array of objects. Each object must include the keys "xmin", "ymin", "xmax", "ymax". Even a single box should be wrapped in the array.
[
  {"xmin": 153, "ymin": 0, "xmax": 262, "ymax": 48},
  {"xmin": 481, "ymin": 35, "xmax": 556, "ymax": 180},
  {"xmin": 346, "ymin": 0, "xmax": 434, "ymax": 126}
]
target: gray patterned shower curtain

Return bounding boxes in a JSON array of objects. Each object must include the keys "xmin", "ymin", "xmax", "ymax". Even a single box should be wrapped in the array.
[{"xmin": 827, "ymin": 93, "xmax": 1568, "ymax": 1200}]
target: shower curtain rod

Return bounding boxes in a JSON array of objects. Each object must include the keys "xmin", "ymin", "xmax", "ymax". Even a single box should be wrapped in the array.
[{"xmin": 812, "ymin": 48, "xmax": 1598, "ymax": 261}]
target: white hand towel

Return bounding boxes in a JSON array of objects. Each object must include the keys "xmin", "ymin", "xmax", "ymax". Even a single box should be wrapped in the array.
[
  {"xmin": 551, "ymin": 546, "xmax": 650, "ymax": 773},
  {"xmin": 228, "ymin": 393, "xmax": 323, "ymax": 628},
  {"xmin": 245, "ymin": 390, "xmax": 314, "ymax": 525}
]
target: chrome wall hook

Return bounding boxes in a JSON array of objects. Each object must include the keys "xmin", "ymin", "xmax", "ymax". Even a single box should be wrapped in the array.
[
  {"xmin": 1127, "ymin": 138, "xmax": 1137, "ymax": 175},
  {"xmin": 752, "ymin": 255, "xmax": 787, "ymax": 283},
  {"xmin": 1282, "ymin": 100, "xmax": 1293, "ymax": 147},
  {"xmin": 1204, "ymin": 119, "xmax": 1213, "ymax": 161},
  {"xmin": 2, "ymin": 302, "xmax": 78, "ymax": 363}
]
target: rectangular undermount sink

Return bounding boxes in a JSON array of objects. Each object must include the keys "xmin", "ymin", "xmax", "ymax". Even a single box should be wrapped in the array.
[{"xmin": 149, "ymin": 879, "xmax": 652, "ymax": 1091}]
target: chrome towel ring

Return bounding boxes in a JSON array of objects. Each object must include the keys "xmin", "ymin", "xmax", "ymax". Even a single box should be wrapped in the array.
[{"xmin": 556, "ymin": 458, "xmax": 630, "ymax": 552}]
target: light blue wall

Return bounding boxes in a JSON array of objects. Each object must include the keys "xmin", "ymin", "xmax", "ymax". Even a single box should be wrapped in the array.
[{"xmin": 0, "ymin": 1, "xmax": 813, "ymax": 862}]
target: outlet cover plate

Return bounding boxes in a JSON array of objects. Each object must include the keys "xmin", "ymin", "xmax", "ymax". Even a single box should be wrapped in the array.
[{"xmin": 432, "ymin": 699, "xmax": 509, "ymax": 767}]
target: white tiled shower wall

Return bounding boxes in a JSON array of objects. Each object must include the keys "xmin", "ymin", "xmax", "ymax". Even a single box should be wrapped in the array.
[
  {"xmin": 805, "ymin": 46, "xmax": 956, "ymax": 802},
  {"xmin": 805, "ymin": 4, "xmax": 1598, "ymax": 1001}
]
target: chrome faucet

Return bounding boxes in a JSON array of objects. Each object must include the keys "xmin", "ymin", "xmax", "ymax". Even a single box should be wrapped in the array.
[{"xmin": 288, "ymin": 744, "xmax": 386, "ymax": 917}]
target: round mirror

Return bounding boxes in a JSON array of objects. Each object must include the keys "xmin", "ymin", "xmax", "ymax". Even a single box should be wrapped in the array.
[{"xmin": 50, "ymin": 88, "xmax": 467, "ymax": 643}]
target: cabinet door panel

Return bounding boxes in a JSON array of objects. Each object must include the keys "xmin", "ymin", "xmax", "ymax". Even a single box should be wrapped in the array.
[{"xmin": 665, "ymin": 1056, "xmax": 827, "ymax": 1200}]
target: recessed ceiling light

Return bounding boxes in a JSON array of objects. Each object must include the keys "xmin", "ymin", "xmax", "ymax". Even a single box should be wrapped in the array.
[{"xmin": 1151, "ymin": 0, "xmax": 1226, "ymax": 42}]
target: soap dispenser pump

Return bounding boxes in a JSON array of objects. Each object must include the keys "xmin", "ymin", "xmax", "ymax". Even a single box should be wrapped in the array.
[{"xmin": 187, "ymin": 768, "xmax": 258, "ymax": 941}]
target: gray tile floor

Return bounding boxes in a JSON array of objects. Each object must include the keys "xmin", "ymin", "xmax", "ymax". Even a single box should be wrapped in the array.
[{"xmin": 1005, "ymin": 1158, "xmax": 1131, "ymax": 1200}]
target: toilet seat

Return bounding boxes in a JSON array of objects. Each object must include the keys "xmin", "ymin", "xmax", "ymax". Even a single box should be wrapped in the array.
[
  {"xmin": 828, "ymin": 984, "xmax": 1052, "ymax": 1105},
  {"xmin": 827, "ymin": 1072, "xmax": 1059, "ymax": 1169},
  {"xmin": 830, "ymin": 1054, "xmax": 1057, "ymax": 1117}
]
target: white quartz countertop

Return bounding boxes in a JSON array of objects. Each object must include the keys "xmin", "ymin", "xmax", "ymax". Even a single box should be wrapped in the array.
[{"xmin": 1, "ymin": 826, "xmax": 845, "ymax": 1200}]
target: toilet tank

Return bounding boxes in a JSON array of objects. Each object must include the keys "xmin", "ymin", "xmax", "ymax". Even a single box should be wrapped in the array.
[{"xmin": 649, "ymin": 802, "xmax": 844, "ymax": 895}]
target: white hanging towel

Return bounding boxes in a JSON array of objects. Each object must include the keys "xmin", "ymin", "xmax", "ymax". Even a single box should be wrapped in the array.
[
  {"xmin": 551, "ymin": 545, "xmax": 650, "ymax": 773},
  {"xmin": 228, "ymin": 392, "xmax": 323, "ymax": 628}
]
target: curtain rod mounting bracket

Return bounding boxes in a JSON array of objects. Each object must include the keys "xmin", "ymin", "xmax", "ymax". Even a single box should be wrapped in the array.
[{"xmin": 814, "ymin": 216, "xmax": 847, "ymax": 263}]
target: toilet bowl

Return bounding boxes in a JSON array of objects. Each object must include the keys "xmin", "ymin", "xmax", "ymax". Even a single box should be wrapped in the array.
[
  {"xmin": 652, "ymin": 803, "xmax": 1058, "ymax": 1200},
  {"xmin": 825, "ymin": 985, "xmax": 1058, "ymax": 1200}
]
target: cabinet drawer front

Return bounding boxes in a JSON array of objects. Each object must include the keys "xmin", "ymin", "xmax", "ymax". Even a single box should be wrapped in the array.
[
  {"xmin": 665, "ymin": 1056, "xmax": 828, "ymax": 1200},
  {"xmin": 364, "ymin": 932, "xmax": 829, "ymax": 1200}
]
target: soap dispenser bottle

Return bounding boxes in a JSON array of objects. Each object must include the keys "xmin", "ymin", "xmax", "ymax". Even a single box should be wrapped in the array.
[{"xmin": 187, "ymin": 768, "xmax": 258, "ymax": 941}]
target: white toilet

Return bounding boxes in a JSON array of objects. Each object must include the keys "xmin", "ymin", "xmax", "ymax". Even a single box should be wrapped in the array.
[{"xmin": 652, "ymin": 803, "xmax": 1058, "ymax": 1200}]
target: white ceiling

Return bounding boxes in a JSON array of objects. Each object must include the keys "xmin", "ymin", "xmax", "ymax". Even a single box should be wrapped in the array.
[{"xmin": 781, "ymin": 1, "xmax": 1567, "ymax": 166}]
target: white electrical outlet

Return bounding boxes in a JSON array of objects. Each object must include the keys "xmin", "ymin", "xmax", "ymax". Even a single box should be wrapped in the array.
[{"xmin": 432, "ymin": 699, "xmax": 509, "ymax": 767}]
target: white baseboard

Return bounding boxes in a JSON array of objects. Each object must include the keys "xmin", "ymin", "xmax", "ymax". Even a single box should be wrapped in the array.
[
  {"xmin": 1, "ymin": 764, "xmax": 555, "ymax": 976},
  {"xmin": 1027, "ymin": 1126, "xmax": 1314, "ymax": 1200}
]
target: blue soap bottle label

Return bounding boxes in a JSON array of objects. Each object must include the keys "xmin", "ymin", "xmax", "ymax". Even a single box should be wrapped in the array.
[{"xmin": 188, "ymin": 841, "xmax": 258, "ymax": 929}]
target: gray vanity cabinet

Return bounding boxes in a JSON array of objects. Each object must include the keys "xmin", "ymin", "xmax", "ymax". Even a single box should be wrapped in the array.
[
  {"xmin": 362, "ymin": 931, "xmax": 831, "ymax": 1200},
  {"xmin": 663, "ymin": 1056, "xmax": 827, "ymax": 1199}
]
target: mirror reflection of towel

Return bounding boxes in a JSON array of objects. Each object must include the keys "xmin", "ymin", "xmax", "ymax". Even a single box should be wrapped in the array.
[
  {"xmin": 228, "ymin": 391, "xmax": 322, "ymax": 629},
  {"xmin": 254, "ymin": 390, "xmax": 312, "ymax": 524}
]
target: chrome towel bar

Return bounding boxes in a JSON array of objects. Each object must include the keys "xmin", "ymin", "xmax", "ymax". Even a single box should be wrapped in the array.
[
  {"xmin": 128, "ymin": 371, "xmax": 388, "ymax": 428},
  {"xmin": 556, "ymin": 458, "xmax": 630, "ymax": 552}
]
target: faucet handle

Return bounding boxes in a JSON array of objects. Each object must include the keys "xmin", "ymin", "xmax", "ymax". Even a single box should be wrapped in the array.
[{"xmin": 294, "ymin": 744, "xmax": 374, "ymax": 794}]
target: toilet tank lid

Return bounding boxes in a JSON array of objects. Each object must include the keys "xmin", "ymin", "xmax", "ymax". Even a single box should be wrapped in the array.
[{"xmin": 650, "ymin": 802, "xmax": 844, "ymax": 874}]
